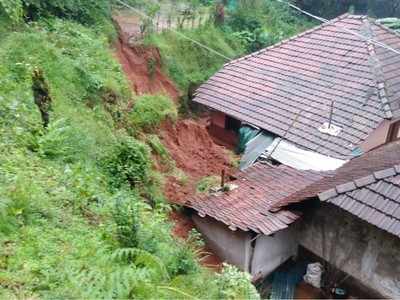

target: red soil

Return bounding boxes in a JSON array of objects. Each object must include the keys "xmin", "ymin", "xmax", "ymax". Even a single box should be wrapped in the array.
[
  {"xmin": 113, "ymin": 13, "xmax": 232, "ymax": 271},
  {"xmin": 160, "ymin": 119, "xmax": 234, "ymax": 204},
  {"xmin": 114, "ymin": 16, "xmax": 179, "ymax": 100}
]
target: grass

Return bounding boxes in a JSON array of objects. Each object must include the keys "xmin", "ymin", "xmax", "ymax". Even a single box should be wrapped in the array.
[
  {"xmin": 196, "ymin": 176, "xmax": 221, "ymax": 193},
  {"xmin": 130, "ymin": 94, "xmax": 177, "ymax": 132},
  {"xmin": 145, "ymin": 24, "xmax": 245, "ymax": 91},
  {"xmin": 0, "ymin": 14, "xmax": 258, "ymax": 300}
]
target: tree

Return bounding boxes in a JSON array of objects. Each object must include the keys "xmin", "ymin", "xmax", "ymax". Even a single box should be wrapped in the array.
[{"xmin": 294, "ymin": 0, "xmax": 400, "ymax": 19}]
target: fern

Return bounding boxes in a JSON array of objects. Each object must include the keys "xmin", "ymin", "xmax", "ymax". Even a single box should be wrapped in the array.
[{"xmin": 111, "ymin": 248, "xmax": 169, "ymax": 281}]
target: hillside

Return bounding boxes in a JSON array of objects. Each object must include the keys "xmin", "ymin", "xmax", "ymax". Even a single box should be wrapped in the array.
[
  {"xmin": 0, "ymin": 0, "xmax": 312, "ymax": 298},
  {"xmin": 0, "ymin": 2, "xmax": 260, "ymax": 299}
]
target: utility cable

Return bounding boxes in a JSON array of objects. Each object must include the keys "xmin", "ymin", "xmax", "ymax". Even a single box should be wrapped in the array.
[
  {"xmin": 114, "ymin": 0, "xmax": 233, "ymax": 61},
  {"xmin": 275, "ymin": 0, "xmax": 400, "ymax": 55}
]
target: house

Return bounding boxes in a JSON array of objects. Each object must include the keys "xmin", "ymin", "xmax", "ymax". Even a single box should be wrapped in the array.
[
  {"xmin": 194, "ymin": 14, "xmax": 400, "ymax": 160},
  {"xmin": 296, "ymin": 140, "xmax": 400, "ymax": 298},
  {"xmin": 185, "ymin": 14, "xmax": 400, "ymax": 298},
  {"xmin": 185, "ymin": 136, "xmax": 400, "ymax": 299},
  {"xmin": 186, "ymin": 163, "xmax": 325, "ymax": 278}
]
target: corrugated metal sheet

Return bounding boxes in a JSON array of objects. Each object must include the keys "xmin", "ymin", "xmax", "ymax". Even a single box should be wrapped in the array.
[
  {"xmin": 194, "ymin": 14, "xmax": 400, "ymax": 160},
  {"xmin": 275, "ymin": 139, "xmax": 400, "ymax": 209}
]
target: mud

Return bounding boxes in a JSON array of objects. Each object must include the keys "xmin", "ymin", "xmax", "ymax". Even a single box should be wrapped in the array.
[
  {"xmin": 114, "ymin": 16, "xmax": 179, "ymax": 100},
  {"xmin": 160, "ymin": 119, "xmax": 234, "ymax": 204},
  {"xmin": 114, "ymin": 13, "xmax": 232, "ymax": 271}
]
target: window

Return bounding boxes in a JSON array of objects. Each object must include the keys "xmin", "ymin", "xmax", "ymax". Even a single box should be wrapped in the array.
[{"xmin": 388, "ymin": 121, "xmax": 400, "ymax": 142}]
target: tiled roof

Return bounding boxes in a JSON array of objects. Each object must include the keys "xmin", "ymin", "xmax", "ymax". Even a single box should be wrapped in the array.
[
  {"xmin": 319, "ymin": 165, "xmax": 400, "ymax": 238},
  {"xmin": 185, "ymin": 163, "xmax": 324, "ymax": 235},
  {"xmin": 194, "ymin": 14, "xmax": 400, "ymax": 159},
  {"xmin": 273, "ymin": 139, "xmax": 400, "ymax": 209}
]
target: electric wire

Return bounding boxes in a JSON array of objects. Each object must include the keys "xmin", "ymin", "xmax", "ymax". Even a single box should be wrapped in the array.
[
  {"xmin": 115, "ymin": 0, "xmax": 233, "ymax": 61},
  {"xmin": 275, "ymin": 0, "xmax": 400, "ymax": 55}
]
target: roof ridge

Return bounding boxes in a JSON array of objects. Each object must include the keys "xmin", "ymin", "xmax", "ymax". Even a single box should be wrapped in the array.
[
  {"xmin": 363, "ymin": 18, "xmax": 394, "ymax": 119},
  {"xmin": 319, "ymin": 164, "xmax": 400, "ymax": 201},
  {"xmin": 224, "ymin": 13, "xmax": 358, "ymax": 67}
]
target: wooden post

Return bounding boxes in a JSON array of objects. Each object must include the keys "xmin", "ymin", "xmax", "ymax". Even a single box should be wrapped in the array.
[{"xmin": 221, "ymin": 169, "xmax": 226, "ymax": 188}]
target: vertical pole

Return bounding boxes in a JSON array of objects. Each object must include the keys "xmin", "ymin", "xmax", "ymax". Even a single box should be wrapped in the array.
[
  {"xmin": 221, "ymin": 169, "xmax": 225, "ymax": 188},
  {"xmin": 328, "ymin": 101, "xmax": 334, "ymax": 129}
]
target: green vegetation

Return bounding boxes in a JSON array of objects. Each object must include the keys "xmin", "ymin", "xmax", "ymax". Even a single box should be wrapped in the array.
[
  {"xmin": 1, "ymin": 0, "xmax": 110, "ymax": 24},
  {"xmin": 196, "ymin": 176, "xmax": 221, "ymax": 193},
  {"xmin": 296, "ymin": 0, "xmax": 400, "ymax": 19},
  {"xmin": 144, "ymin": 0, "xmax": 312, "ymax": 93},
  {"xmin": 145, "ymin": 25, "xmax": 245, "ymax": 91},
  {"xmin": 226, "ymin": 0, "xmax": 313, "ymax": 52},
  {"xmin": 0, "ymin": 6, "xmax": 258, "ymax": 299},
  {"xmin": 130, "ymin": 94, "xmax": 177, "ymax": 132}
]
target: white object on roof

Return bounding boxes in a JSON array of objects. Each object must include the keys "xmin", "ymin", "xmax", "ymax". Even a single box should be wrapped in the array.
[
  {"xmin": 318, "ymin": 122, "xmax": 342, "ymax": 136},
  {"xmin": 263, "ymin": 139, "xmax": 347, "ymax": 171}
]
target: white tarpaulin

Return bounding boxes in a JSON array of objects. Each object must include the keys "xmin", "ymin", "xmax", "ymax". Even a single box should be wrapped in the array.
[{"xmin": 262, "ymin": 138, "xmax": 347, "ymax": 171}]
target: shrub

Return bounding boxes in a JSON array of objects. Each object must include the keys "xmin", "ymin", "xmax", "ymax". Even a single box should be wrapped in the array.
[
  {"xmin": 146, "ymin": 134, "xmax": 170, "ymax": 160},
  {"xmin": 216, "ymin": 264, "xmax": 260, "ymax": 300},
  {"xmin": 36, "ymin": 118, "xmax": 86, "ymax": 162},
  {"xmin": 145, "ymin": 25, "xmax": 245, "ymax": 91},
  {"xmin": 227, "ymin": 0, "xmax": 312, "ymax": 52},
  {"xmin": 113, "ymin": 194, "xmax": 141, "ymax": 248},
  {"xmin": 0, "ymin": 0, "xmax": 111, "ymax": 26},
  {"xmin": 104, "ymin": 135, "xmax": 152, "ymax": 188},
  {"xmin": 130, "ymin": 95, "xmax": 177, "ymax": 132}
]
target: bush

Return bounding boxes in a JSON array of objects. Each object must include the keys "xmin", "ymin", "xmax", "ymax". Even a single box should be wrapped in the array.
[
  {"xmin": 104, "ymin": 135, "xmax": 152, "ymax": 188},
  {"xmin": 113, "ymin": 194, "xmax": 141, "ymax": 248},
  {"xmin": 130, "ymin": 94, "xmax": 177, "ymax": 131},
  {"xmin": 145, "ymin": 25, "xmax": 245, "ymax": 91},
  {"xmin": 216, "ymin": 264, "xmax": 260, "ymax": 300},
  {"xmin": 226, "ymin": 0, "xmax": 312, "ymax": 52},
  {"xmin": 36, "ymin": 118, "xmax": 86, "ymax": 162},
  {"xmin": 0, "ymin": 0, "xmax": 111, "ymax": 26}
]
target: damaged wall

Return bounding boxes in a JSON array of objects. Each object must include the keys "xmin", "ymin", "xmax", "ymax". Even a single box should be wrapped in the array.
[
  {"xmin": 299, "ymin": 204, "xmax": 400, "ymax": 299},
  {"xmin": 192, "ymin": 214, "xmax": 298, "ymax": 276}
]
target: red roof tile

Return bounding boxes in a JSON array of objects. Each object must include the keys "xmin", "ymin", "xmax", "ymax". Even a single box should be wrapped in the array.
[
  {"xmin": 194, "ymin": 14, "xmax": 400, "ymax": 159},
  {"xmin": 185, "ymin": 163, "xmax": 324, "ymax": 235}
]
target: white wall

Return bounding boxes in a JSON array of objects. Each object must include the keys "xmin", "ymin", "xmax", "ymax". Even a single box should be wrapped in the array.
[
  {"xmin": 192, "ymin": 214, "xmax": 298, "ymax": 276},
  {"xmin": 251, "ymin": 227, "xmax": 298, "ymax": 277},
  {"xmin": 192, "ymin": 214, "xmax": 251, "ymax": 270}
]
